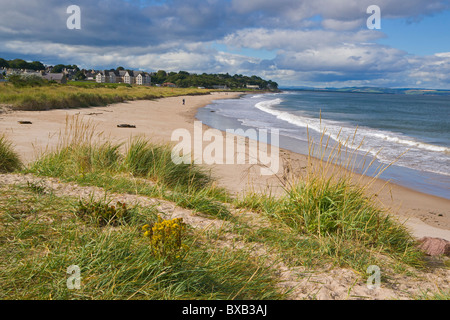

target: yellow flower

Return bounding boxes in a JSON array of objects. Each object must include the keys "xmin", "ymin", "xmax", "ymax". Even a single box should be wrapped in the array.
[{"xmin": 145, "ymin": 216, "xmax": 188, "ymax": 261}]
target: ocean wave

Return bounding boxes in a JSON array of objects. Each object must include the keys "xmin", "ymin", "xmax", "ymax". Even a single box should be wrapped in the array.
[
  {"xmin": 255, "ymin": 99, "xmax": 450, "ymax": 153},
  {"xmin": 369, "ymin": 132, "xmax": 450, "ymax": 154},
  {"xmin": 198, "ymin": 92, "xmax": 450, "ymax": 198},
  {"xmin": 254, "ymin": 98, "xmax": 450, "ymax": 176}
]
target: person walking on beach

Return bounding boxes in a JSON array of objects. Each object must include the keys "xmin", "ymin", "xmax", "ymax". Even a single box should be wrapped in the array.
[{"xmin": 182, "ymin": 98, "xmax": 185, "ymax": 105}]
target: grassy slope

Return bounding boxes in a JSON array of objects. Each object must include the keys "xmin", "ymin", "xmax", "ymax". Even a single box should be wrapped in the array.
[
  {"xmin": 0, "ymin": 183, "xmax": 282, "ymax": 300},
  {"xmin": 0, "ymin": 82, "xmax": 211, "ymax": 111}
]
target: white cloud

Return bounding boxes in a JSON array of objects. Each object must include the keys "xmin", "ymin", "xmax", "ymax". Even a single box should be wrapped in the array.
[
  {"xmin": 222, "ymin": 28, "xmax": 385, "ymax": 51},
  {"xmin": 0, "ymin": 0, "xmax": 449, "ymax": 88},
  {"xmin": 321, "ymin": 19, "xmax": 365, "ymax": 31},
  {"xmin": 230, "ymin": 0, "xmax": 449, "ymax": 25},
  {"xmin": 406, "ymin": 52, "xmax": 450, "ymax": 85}
]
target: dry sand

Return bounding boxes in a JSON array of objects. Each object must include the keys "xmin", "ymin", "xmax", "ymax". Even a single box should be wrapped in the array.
[{"xmin": 1, "ymin": 92, "xmax": 449, "ymax": 241}]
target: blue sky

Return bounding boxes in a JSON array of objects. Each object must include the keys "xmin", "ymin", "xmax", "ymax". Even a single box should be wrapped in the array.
[
  {"xmin": 1, "ymin": 0, "xmax": 450, "ymax": 89},
  {"xmin": 377, "ymin": 10, "xmax": 450, "ymax": 56}
]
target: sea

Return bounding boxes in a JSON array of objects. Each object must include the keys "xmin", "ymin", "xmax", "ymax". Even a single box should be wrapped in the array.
[{"xmin": 196, "ymin": 90, "xmax": 450, "ymax": 199}]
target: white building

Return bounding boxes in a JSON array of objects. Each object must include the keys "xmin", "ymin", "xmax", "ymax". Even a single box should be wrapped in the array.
[
  {"xmin": 134, "ymin": 71, "xmax": 151, "ymax": 85},
  {"xmin": 108, "ymin": 71, "xmax": 116, "ymax": 84},
  {"xmin": 96, "ymin": 70, "xmax": 151, "ymax": 85},
  {"xmin": 95, "ymin": 71, "xmax": 108, "ymax": 83},
  {"xmin": 123, "ymin": 71, "xmax": 133, "ymax": 84}
]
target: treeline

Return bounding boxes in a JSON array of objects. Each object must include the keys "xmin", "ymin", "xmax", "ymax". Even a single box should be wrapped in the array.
[
  {"xmin": 151, "ymin": 70, "xmax": 278, "ymax": 90},
  {"xmin": 1, "ymin": 57, "xmax": 278, "ymax": 90},
  {"xmin": 0, "ymin": 58, "xmax": 45, "ymax": 71},
  {"xmin": 52, "ymin": 64, "xmax": 87, "ymax": 80},
  {"xmin": 0, "ymin": 57, "xmax": 80, "ymax": 74},
  {"xmin": 52, "ymin": 64, "xmax": 79, "ymax": 73}
]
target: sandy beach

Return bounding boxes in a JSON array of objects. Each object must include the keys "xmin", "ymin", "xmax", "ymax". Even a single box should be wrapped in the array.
[{"xmin": 1, "ymin": 92, "xmax": 449, "ymax": 241}]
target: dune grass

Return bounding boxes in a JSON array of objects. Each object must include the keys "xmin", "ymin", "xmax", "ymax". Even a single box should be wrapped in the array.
[
  {"xmin": 0, "ymin": 184, "xmax": 283, "ymax": 300},
  {"xmin": 412, "ymin": 288, "xmax": 450, "ymax": 300},
  {"xmin": 235, "ymin": 182, "xmax": 424, "ymax": 274},
  {"xmin": 0, "ymin": 82, "xmax": 211, "ymax": 111},
  {"xmin": 124, "ymin": 137, "xmax": 211, "ymax": 191},
  {"xmin": 234, "ymin": 128, "xmax": 426, "ymax": 273},
  {"xmin": 26, "ymin": 116, "xmax": 231, "ymax": 219},
  {"xmin": 0, "ymin": 134, "xmax": 22, "ymax": 173}
]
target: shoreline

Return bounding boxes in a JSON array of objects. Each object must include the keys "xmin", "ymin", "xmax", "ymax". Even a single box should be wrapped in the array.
[
  {"xmin": 191, "ymin": 93, "xmax": 450, "ymax": 239},
  {"xmin": 0, "ymin": 92, "xmax": 449, "ymax": 240}
]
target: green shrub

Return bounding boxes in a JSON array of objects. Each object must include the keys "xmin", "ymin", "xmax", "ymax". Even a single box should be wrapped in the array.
[{"xmin": 76, "ymin": 198, "xmax": 131, "ymax": 226}]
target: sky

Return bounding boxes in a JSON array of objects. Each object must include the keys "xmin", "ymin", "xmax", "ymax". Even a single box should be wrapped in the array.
[{"xmin": 1, "ymin": 0, "xmax": 450, "ymax": 89}]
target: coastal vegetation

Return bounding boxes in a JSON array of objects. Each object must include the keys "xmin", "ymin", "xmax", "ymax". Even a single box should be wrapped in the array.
[
  {"xmin": 0, "ymin": 118, "xmax": 281, "ymax": 299},
  {"xmin": 233, "ymin": 132, "xmax": 427, "ymax": 273},
  {"xmin": 1, "ymin": 116, "xmax": 448, "ymax": 300},
  {"xmin": 26, "ymin": 116, "xmax": 231, "ymax": 219},
  {"xmin": 0, "ymin": 72, "xmax": 276, "ymax": 111},
  {"xmin": 0, "ymin": 183, "xmax": 281, "ymax": 299},
  {"xmin": 0, "ymin": 58, "xmax": 45, "ymax": 71},
  {"xmin": 150, "ymin": 70, "xmax": 278, "ymax": 90},
  {"xmin": 0, "ymin": 135, "xmax": 22, "ymax": 173},
  {"xmin": 0, "ymin": 81, "xmax": 211, "ymax": 111}
]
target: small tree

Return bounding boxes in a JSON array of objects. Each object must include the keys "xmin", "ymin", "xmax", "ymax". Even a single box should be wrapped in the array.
[
  {"xmin": 30, "ymin": 61, "xmax": 45, "ymax": 71},
  {"xmin": 75, "ymin": 70, "xmax": 86, "ymax": 80},
  {"xmin": 0, "ymin": 58, "xmax": 9, "ymax": 68},
  {"xmin": 8, "ymin": 59, "xmax": 29, "ymax": 69},
  {"xmin": 52, "ymin": 64, "xmax": 66, "ymax": 73}
]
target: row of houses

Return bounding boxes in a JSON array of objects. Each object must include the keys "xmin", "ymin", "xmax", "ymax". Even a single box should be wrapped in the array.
[
  {"xmin": 0, "ymin": 67, "xmax": 152, "ymax": 86},
  {"xmin": 95, "ymin": 70, "xmax": 151, "ymax": 85},
  {"xmin": 1, "ymin": 67, "xmax": 259, "ymax": 89},
  {"xmin": 0, "ymin": 67, "xmax": 68, "ymax": 83},
  {"xmin": 1, "ymin": 68, "xmax": 44, "ymax": 77}
]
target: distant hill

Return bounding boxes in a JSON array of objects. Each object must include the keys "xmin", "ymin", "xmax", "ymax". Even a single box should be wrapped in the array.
[{"xmin": 280, "ymin": 86, "xmax": 450, "ymax": 96}]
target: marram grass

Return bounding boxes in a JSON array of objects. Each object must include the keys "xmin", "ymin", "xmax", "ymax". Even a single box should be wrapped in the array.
[
  {"xmin": 27, "ymin": 116, "xmax": 230, "ymax": 219},
  {"xmin": 0, "ymin": 82, "xmax": 211, "ymax": 111},
  {"xmin": 124, "ymin": 137, "xmax": 211, "ymax": 191},
  {"xmin": 0, "ymin": 184, "xmax": 284, "ymax": 300},
  {"xmin": 235, "ymin": 126, "xmax": 426, "ymax": 272},
  {"xmin": 0, "ymin": 134, "xmax": 22, "ymax": 173}
]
